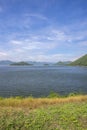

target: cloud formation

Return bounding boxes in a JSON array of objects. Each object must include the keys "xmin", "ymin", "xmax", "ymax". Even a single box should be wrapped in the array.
[{"xmin": 0, "ymin": 0, "xmax": 87, "ymax": 62}]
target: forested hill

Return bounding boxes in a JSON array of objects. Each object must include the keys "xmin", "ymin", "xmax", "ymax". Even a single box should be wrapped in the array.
[{"xmin": 70, "ymin": 54, "xmax": 87, "ymax": 66}]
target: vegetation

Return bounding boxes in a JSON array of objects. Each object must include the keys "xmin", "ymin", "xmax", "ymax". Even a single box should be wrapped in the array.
[
  {"xmin": 11, "ymin": 61, "xmax": 33, "ymax": 66},
  {"xmin": 70, "ymin": 54, "xmax": 87, "ymax": 66},
  {"xmin": 0, "ymin": 95, "xmax": 87, "ymax": 130}
]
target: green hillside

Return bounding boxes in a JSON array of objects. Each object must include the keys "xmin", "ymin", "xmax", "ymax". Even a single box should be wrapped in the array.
[
  {"xmin": 70, "ymin": 54, "xmax": 87, "ymax": 66},
  {"xmin": 11, "ymin": 61, "xmax": 33, "ymax": 66}
]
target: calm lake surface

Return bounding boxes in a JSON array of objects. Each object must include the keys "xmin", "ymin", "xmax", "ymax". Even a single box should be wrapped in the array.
[{"xmin": 0, "ymin": 66, "xmax": 87, "ymax": 97}]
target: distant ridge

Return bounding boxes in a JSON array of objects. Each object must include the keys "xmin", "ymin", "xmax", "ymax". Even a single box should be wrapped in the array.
[
  {"xmin": 0, "ymin": 60, "xmax": 53, "ymax": 66},
  {"xmin": 70, "ymin": 54, "xmax": 87, "ymax": 66},
  {"xmin": 0, "ymin": 60, "xmax": 13, "ymax": 65},
  {"xmin": 55, "ymin": 61, "xmax": 71, "ymax": 66}
]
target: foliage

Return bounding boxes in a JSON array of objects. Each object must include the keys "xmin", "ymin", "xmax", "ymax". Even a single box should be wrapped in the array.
[{"xmin": 47, "ymin": 91, "xmax": 60, "ymax": 98}]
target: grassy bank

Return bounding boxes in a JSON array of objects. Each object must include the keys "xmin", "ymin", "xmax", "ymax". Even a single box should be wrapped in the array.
[{"xmin": 0, "ymin": 95, "xmax": 87, "ymax": 130}]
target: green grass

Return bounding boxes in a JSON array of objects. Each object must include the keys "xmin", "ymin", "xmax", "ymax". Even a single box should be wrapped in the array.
[{"xmin": 0, "ymin": 96, "xmax": 87, "ymax": 130}]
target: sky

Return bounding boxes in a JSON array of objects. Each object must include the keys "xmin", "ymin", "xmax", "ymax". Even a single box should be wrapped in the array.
[{"xmin": 0, "ymin": 0, "xmax": 87, "ymax": 62}]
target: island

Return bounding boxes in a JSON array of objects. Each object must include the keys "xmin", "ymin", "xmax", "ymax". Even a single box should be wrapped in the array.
[{"xmin": 10, "ymin": 61, "xmax": 33, "ymax": 66}]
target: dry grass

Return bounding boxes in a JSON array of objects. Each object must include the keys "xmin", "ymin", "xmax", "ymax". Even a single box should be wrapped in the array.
[
  {"xmin": 0, "ymin": 95, "xmax": 87, "ymax": 109},
  {"xmin": 0, "ymin": 95, "xmax": 87, "ymax": 130}
]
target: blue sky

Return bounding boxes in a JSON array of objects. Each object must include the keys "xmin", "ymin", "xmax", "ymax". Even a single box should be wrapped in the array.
[{"xmin": 0, "ymin": 0, "xmax": 87, "ymax": 62}]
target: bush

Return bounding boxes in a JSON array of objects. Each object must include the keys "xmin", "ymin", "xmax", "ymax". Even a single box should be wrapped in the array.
[{"xmin": 47, "ymin": 91, "xmax": 60, "ymax": 98}]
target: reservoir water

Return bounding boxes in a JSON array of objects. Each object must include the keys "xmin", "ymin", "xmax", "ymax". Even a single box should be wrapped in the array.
[{"xmin": 0, "ymin": 66, "xmax": 87, "ymax": 97}]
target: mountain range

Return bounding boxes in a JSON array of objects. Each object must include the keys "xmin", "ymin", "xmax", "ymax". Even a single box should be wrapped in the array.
[{"xmin": 0, "ymin": 54, "xmax": 87, "ymax": 66}]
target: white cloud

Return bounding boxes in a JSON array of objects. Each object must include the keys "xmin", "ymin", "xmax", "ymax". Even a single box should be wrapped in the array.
[
  {"xmin": 45, "ymin": 26, "xmax": 87, "ymax": 44},
  {"xmin": 48, "ymin": 29, "xmax": 71, "ymax": 42},
  {"xmin": 0, "ymin": 52, "xmax": 8, "ymax": 60},
  {"xmin": 78, "ymin": 41, "xmax": 87, "ymax": 46},
  {"xmin": 25, "ymin": 13, "xmax": 48, "ymax": 21},
  {"xmin": 30, "ymin": 54, "xmax": 64, "ymax": 62},
  {"xmin": 11, "ymin": 40, "xmax": 23, "ymax": 45},
  {"xmin": 0, "ymin": 52, "xmax": 7, "ymax": 56},
  {"xmin": 0, "ymin": 13, "xmax": 87, "ymax": 62},
  {"xmin": 9, "ymin": 32, "xmax": 58, "ymax": 53},
  {"xmin": 22, "ymin": 45, "xmax": 39, "ymax": 50},
  {"xmin": 12, "ymin": 53, "xmax": 75, "ymax": 62}
]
